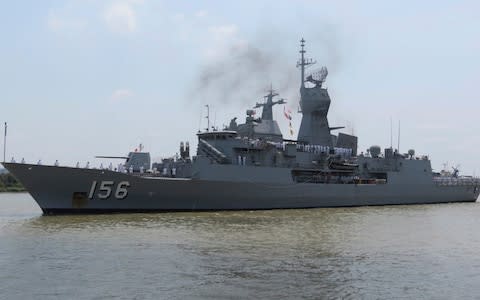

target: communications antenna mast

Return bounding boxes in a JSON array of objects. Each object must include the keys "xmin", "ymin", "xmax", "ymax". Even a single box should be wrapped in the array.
[{"xmin": 296, "ymin": 38, "xmax": 316, "ymax": 89}]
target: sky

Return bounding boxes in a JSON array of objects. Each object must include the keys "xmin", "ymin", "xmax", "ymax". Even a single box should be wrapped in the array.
[{"xmin": 0, "ymin": 0, "xmax": 479, "ymax": 174}]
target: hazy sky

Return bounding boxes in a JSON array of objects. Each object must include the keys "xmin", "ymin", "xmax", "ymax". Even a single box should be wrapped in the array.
[{"xmin": 1, "ymin": 0, "xmax": 479, "ymax": 174}]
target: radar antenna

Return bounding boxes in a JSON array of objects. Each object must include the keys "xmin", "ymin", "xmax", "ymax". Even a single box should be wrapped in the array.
[
  {"xmin": 306, "ymin": 66, "xmax": 328, "ymax": 87},
  {"xmin": 452, "ymin": 164, "xmax": 461, "ymax": 178}
]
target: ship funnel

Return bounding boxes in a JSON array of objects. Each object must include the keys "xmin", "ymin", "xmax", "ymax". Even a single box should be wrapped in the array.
[
  {"xmin": 369, "ymin": 145, "xmax": 381, "ymax": 158},
  {"xmin": 180, "ymin": 142, "xmax": 184, "ymax": 156},
  {"xmin": 180, "ymin": 141, "xmax": 190, "ymax": 159}
]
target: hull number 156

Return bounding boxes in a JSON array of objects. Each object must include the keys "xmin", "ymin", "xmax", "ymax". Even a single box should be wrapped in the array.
[{"xmin": 88, "ymin": 181, "xmax": 130, "ymax": 200}]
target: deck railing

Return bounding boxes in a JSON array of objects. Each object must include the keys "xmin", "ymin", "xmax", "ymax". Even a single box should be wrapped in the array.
[{"xmin": 433, "ymin": 177, "xmax": 480, "ymax": 187}]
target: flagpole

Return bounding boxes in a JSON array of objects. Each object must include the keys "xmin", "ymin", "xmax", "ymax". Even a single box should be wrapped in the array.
[{"xmin": 3, "ymin": 122, "xmax": 6, "ymax": 163}]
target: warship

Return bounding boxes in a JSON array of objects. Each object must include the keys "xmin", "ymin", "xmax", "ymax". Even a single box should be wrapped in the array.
[{"xmin": 2, "ymin": 39, "xmax": 479, "ymax": 214}]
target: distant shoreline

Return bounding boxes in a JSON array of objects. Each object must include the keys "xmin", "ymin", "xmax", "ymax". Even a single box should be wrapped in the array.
[{"xmin": 0, "ymin": 173, "xmax": 26, "ymax": 192}]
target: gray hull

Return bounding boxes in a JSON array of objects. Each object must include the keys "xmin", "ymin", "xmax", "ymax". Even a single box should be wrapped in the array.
[{"xmin": 3, "ymin": 163, "xmax": 478, "ymax": 215}]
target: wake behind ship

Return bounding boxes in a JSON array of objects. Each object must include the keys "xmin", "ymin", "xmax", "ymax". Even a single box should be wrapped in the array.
[{"xmin": 3, "ymin": 39, "xmax": 479, "ymax": 214}]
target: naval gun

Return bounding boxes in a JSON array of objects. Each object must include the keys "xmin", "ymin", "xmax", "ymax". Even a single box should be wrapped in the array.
[{"xmin": 96, "ymin": 144, "xmax": 151, "ymax": 172}]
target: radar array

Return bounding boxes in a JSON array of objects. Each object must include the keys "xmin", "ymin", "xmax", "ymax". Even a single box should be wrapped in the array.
[{"xmin": 306, "ymin": 66, "xmax": 328, "ymax": 87}]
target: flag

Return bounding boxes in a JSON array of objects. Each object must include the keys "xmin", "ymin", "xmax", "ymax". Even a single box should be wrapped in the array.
[
  {"xmin": 283, "ymin": 107, "xmax": 294, "ymax": 136},
  {"xmin": 283, "ymin": 106, "xmax": 292, "ymax": 120},
  {"xmin": 289, "ymin": 121, "xmax": 294, "ymax": 136}
]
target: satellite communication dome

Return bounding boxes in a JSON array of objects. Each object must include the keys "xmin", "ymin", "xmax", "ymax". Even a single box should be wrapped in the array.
[
  {"xmin": 408, "ymin": 149, "xmax": 415, "ymax": 157},
  {"xmin": 369, "ymin": 145, "xmax": 381, "ymax": 158}
]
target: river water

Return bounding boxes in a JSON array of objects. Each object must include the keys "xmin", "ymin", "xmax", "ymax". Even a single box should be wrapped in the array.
[{"xmin": 1, "ymin": 193, "xmax": 480, "ymax": 299}]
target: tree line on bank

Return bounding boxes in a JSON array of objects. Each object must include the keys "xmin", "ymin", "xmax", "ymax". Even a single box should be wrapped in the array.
[{"xmin": 0, "ymin": 173, "xmax": 25, "ymax": 192}]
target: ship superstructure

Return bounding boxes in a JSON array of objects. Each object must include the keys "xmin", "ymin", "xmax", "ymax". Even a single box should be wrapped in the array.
[{"xmin": 2, "ymin": 39, "xmax": 479, "ymax": 214}]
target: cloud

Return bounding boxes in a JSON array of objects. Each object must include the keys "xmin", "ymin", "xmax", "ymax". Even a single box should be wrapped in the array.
[
  {"xmin": 47, "ymin": 12, "xmax": 64, "ymax": 31},
  {"xmin": 209, "ymin": 24, "xmax": 238, "ymax": 39},
  {"xmin": 204, "ymin": 24, "xmax": 247, "ymax": 59},
  {"xmin": 110, "ymin": 89, "xmax": 134, "ymax": 102},
  {"xmin": 104, "ymin": 1, "xmax": 141, "ymax": 33},
  {"xmin": 171, "ymin": 13, "xmax": 185, "ymax": 23},
  {"xmin": 47, "ymin": 10, "xmax": 87, "ymax": 33},
  {"xmin": 195, "ymin": 10, "xmax": 208, "ymax": 18}
]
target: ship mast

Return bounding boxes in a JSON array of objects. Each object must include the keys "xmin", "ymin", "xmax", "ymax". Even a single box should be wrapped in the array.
[
  {"xmin": 3, "ymin": 122, "xmax": 6, "ymax": 163},
  {"xmin": 254, "ymin": 86, "xmax": 285, "ymax": 121},
  {"xmin": 297, "ymin": 38, "xmax": 316, "ymax": 90},
  {"xmin": 205, "ymin": 104, "xmax": 210, "ymax": 132},
  {"xmin": 300, "ymin": 39, "xmax": 305, "ymax": 89}
]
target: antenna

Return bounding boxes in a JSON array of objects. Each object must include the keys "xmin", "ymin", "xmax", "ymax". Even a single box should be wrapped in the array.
[
  {"xmin": 214, "ymin": 110, "xmax": 217, "ymax": 131},
  {"xmin": 397, "ymin": 120, "xmax": 401, "ymax": 153},
  {"xmin": 198, "ymin": 108, "xmax": 203, "ymax": 133},
  {"xmin": 390, "ymin": 117, "xmax": 393, "ymax": 148},
  {"xmin": 3, "ymin": 122, "xmax": 7, "ymax": 163},
  {"xmin": 296, "ymin": 38, "xmax": 316, "ymax": 89},
  {"xmin": 442, "ymin": 162, "xmax": 449, "ymax": 172},
  {"xmin": 205, "ymin": 104, "xmax": 210, "ymax": 132}
]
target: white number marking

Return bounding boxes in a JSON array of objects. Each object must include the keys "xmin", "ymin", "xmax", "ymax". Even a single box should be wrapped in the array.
[
  {"xmin": 88, "ymin": 181, "xmax": 130, "ymax": 200},
  {"xmin": 115, "ymin": 181, "xmax": 130, "ymax": 199},
  {"xmin": 88, "ymin": 181, "xmax": 97, "ymax": 199},
  {"xmin": 98, "ymin": 181, "xmax": 114, "ymax": 199}
]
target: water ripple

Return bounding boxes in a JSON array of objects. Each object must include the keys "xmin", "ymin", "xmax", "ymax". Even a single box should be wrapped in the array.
[{"xmin": 1, "ymin": 193, "xmax": 480, "ymax": 299}]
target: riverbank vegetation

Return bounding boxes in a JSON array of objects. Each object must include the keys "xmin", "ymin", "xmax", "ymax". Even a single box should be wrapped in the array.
[{"xmin": 0, "ymin": 173, "xmax": 25, "ymax": 192}]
